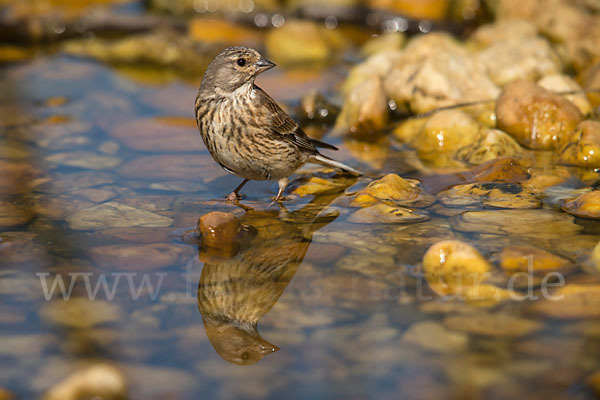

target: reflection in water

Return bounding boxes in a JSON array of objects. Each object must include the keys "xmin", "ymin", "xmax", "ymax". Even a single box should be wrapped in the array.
[{"xmin": 196, "ymin": 195, "xmax": 342, "ymax": 365}]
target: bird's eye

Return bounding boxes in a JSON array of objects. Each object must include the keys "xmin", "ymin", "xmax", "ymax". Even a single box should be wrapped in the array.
[
  {"xmin": 237, "ymin": 58, "xmax": 246, "ymax": 67},
  {"xmin": 241, "ymin": 351, "xmax": 250, "ymax": 360}
]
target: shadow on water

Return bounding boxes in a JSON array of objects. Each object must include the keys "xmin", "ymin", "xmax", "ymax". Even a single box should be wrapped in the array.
[{"xmin": 195, "ymin": 192, "xmax": 345, "ymax": 365}]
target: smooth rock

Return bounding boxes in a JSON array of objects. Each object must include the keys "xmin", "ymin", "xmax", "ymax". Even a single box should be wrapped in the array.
[
  {"xmin": 455, "ymin": 128, "xmax": 523, "ymax": 166},
  {"xmin": 40, "ymin": 298, "xmax": 120, "ymax": 328},
  {"xmin": 66, "ymin": 202, "xmax": 173, "ymax": 230},
  {"xmin": 538, "ymin": 74, "xmax": 592, "ymax": 116},
  {"xmin": 384, "ymin": 33, "xmax": 500, "ymax": 114},
  {"xmin": 437, "ymin": 182, "xmax": 540, "ymax": 209},
  {"xmin": 496, "ymin": 80, "xmax": 583, "ymax": 150},
  {"xmin": 559, "ymin": 120, "xmax": 600, "ymax": 168},
  {"xmin": 348, "ymin": 203, "xmax": 429, "ymax": 224},
  {"xmin": 470, "ymin": 19, "xmax": 538, "ymax": 47},
  {"xmin": 562, "ymin": 190, "xmax": 600, "ymax": 219},
  {"xmin": 44, "ymin": 364, "xmax": 126, "ymax": 400},
  {"xmin": 350, "ymin": 174, "xmax": 435, "ymax": 208},
  {"xmin": 411, "ymin": 110, "xmax": 482, "ymax": 167},
  {"xmin": 46, "ymin": 152, "xmax": 121, "ymax": 170},
  {"xmin": 451, "ymin": 209, "xmax": 582, "ymax": 238},
  {"xmin": 265, "ymin": 20, "xmax": 338, "ymax": 66},
  {"xmin": 499, "ymin": 245, "xmax": 572, "ymax": 272},
  {"xmin": 402, "ymin": 321, "xmax": 468, "ymax": 353},
  {"xmin": 444, "ymin": 313, "xmax": 542, "ymax": 337},
  {"xmin": 528, "ymin": 284, "xmax": 600, "ymax": 318},
  {"xmin": 334, "ymin": 74, "xmax": 389, "ymax": 136}
]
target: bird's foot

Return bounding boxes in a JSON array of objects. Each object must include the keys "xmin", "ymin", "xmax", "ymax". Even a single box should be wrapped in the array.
[{"xmin": 225, "ymin": 192, "xmax": 242, "ymax": 202}]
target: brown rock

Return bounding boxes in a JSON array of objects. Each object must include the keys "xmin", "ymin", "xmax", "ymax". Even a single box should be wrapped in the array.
[
  {"xmin": 559, "ymin": 120, "xmax": 600, "ymax": 168},
  {"xmin": 528, "ymin": 284, "xmax": 600, "ymax": 319},
  {"xmin": 348, "ymin": 203, "xmax": 429, "ymax": 224},
  {"xmin": 369, "ymin": 0, "xmax": 449, "ymax": 20},
  {"xmin": 496, "ymin": 80, "xmax": 583, "ymax": 150},
  {"xmin": 334, "ymin": 74, "xmax": 389, "ymax": 136},
  {"xmin": 437, "ymin": 182, "xmax": 540, "ymax": 209},
  {"xmin": 197, "ymin": 212, "xmax": 240, "ymax": 247},
  {"xmin": 66, "ymin": 202, "xmax": 173, "ymax": 230},
  {"xmin": 451, "ymin": 209, "xmax": 582, "ymax": 239},
  {"xmin": 455, "ymin": 128, "xmax": 523, "ymax": 166},
  {"xmin": 0, "ymin": 202, "xmax": 32, "ymax": 228},
  {"xmin": 89, "ymin": 243, "xmax": 193, "ymax": 270},
  {"xmin": 44, "ymin": 364, "xmax": 126, "ymax": 400},
  {"xmin": 444, "ymin": 313, "xmax": 542, "ymax": 337},
  {"xmin": 411, "ymin": 110, "xmax": 482, "ymax": 167},
  {"xmin": 562, "ymin": 190, "xmax": 600, "ymax": 219},
  {"xmin": 499, "ymin": 246, "xmax": 572, "ymax": 272}
]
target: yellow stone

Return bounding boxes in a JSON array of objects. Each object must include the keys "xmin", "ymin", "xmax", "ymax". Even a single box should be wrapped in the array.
[
  {"xmin": 292, "ymin": 177, "xmax": 340, "ymax": 197},
  {"xmin": 411, "ymin": 110, "xmax": 482, "ymax": 167},
  {"xmin": 189, "ymin": 18, "xmax": 262, "ymax": 46},
  {"xmin": 423, "ymin": 240, "xmax": 492, "ymax": 290},
  {"xmin": 499, "ymin": 246, "xmax": 571, "ymax": 272},
  {"xmin": 562, "ymin": 190, "xmax": 600, "ymax": 219},
  {"xmin": 350, "ymin": 174, "xmax": 434, "ymax": 208},
  {"xmin": 559, "ymin": 120, "xmax": 600, "ymax": 168}
]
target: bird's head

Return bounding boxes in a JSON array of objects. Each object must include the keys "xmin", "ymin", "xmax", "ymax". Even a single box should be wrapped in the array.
[
  {"xmin": 204, "ymin": 320, "xmax": 279, "ymax": 366},
  {"xmin": 201, "ymin": 46, "xmax": 275, "ymax": 93}
]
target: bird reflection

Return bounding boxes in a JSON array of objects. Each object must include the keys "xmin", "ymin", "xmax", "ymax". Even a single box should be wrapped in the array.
[{"xmin": 196, "ymin": 193, "xmax": 342, "ymax": 365}]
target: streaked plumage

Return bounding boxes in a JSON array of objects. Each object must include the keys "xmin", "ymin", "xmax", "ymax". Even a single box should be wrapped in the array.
[{"xmin": 195, "ymin": 46, "xmax": 361, "ymax": 201}]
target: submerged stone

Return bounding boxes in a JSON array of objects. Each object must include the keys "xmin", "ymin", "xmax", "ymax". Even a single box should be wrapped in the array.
[
  {"xmin": 348, "ymin": 203, "xmax": 429, "ymax": 224},
  {"xmin": 437, "ymin": 182, "xmax": 540, "ymax": 209},
  {"xmin": 528, "ymin": 284, "xmax": 600, "ymax": 319},
  {"xmin": 499, "ymin": 245, "xmax": 572, "ymax": 272},
  {"xmin": 44, "ymin": 364, "xmax": 126, "ymax": 400},
  {"xmin": 562, "ymin": 190, "xmax": 600, "ymax": 219},
  {"xmin": 66, "ymin": 202, "xmax": 173, "ymax": 230},
  {"xmin": 451, "ymin": 209, "xmax": 582, "ymax": 239},
  {"xmin": 444, "ymin": 313, "xmax": 543, "ymax": 337}
]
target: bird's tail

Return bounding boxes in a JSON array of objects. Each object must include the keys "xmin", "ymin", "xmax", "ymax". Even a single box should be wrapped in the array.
[{"xmin": 311, "ymin": 154, "xmax": 362, "ymax": 176}]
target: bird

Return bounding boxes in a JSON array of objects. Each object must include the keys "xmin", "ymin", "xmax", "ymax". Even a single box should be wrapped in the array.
[{"xmin": 194, "ymin": 46, "xmax": 361, "ymax": 202}]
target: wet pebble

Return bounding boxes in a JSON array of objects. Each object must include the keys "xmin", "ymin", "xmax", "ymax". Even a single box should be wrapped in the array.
[
  {"xmin": 528, "ymin": 284, "xmax": 600, "ymax": 318},
  {"xmin": 444, "ymin": 313, "xmax": 543, "ymax": 337},
  {"xmin": 350, "ymin": 174, "xmax": 435, "ymax": 208},
  {"xmin": 437, "ymin": 182, "xmax": 540, "ymax": 209},
  {"xmin": 44, "ymin": 364, "xmax": 126, "ymax": 400},
  {"xmin": 499, "ymin": 245, "xmax": 572, "ymax": 272},
  {"xmin": 39, "ymin": 298, "xmax": 120, "ymax": 328},
  {"xmin": 0, "ymin": 202, "xmax": 32, "ymax": 228},
  {"xmin": 450, "ymin": 209, "xmax": 582, "ymax": 239},
  {"xmin": 496, "ymin": 80, "xmax": 583, "ymax": 150},
  {"xmin": 66, "ymin": 202, "xmax": 173, "ymax": 230},
  {"xmin": 559, "ymin": 120, "xmax": 600, "ymax": 168},
  {"xmin": 348, "ymin": 203, "xmax": 428, "ymax": 224},
  {"xmin": 562, "ymin": 190, "xmax": 600, "ymax": 219},
  {"xmin": 46, "ymin": 152, "xmax": 121, "ymax": 170},
  {"xmin": 402, "ymin": 321, "xmax": 469, "ymax": 354}
]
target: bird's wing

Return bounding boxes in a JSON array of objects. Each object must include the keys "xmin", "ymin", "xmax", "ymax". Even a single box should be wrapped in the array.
[{"xmin": 255, "ymin": 86, "xmax": 337, "ymax": 153}]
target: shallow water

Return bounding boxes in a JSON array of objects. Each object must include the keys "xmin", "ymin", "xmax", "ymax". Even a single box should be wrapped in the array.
[{"xmin": 1, "ymin": 3, "xmax": 600, "ymax": 400}]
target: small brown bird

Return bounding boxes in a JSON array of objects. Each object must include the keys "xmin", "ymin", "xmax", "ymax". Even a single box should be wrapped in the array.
[{"xmin": 194, "ymin": 46, "xmax": 361, "ymax": 202}]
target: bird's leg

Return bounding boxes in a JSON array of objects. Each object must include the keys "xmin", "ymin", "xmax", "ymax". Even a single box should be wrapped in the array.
[
  {"xmin": 226, "ymin": 179, "xmax": 249, "ymax": 202},
  {"xmin": 273, "ymin": 177, "xmax": 289, "ymax": 202}
]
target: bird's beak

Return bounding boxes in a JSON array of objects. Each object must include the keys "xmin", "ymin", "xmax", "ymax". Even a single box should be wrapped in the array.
[{"xmin": 256, "ymin": 58, "xmax": 276, "ymax": 73}]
